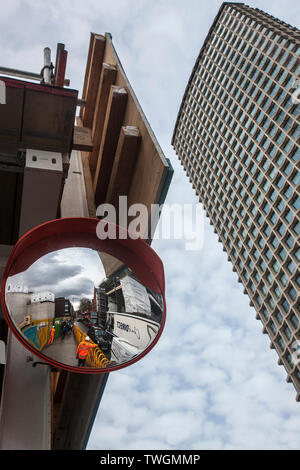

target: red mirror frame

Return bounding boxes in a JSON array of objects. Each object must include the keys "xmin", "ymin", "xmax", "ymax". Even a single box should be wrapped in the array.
[{"xmin": 1, "ymin": 217, "xmax": 166, "ymax": 373}]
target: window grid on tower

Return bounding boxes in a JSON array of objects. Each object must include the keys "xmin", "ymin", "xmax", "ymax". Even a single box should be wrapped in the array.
[{"xmin": 172, "ymin": 3, "xmax": 300, "ymax": 399}]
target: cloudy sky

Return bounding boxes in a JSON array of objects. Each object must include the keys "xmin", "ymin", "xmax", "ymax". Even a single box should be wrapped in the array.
[
  {"xmin": 1, "ymin": 0, "xmax": 300, "ymax": 450},
  {"xmin": 7, "ymin": 248, "xmax": 105, "ymax": 301}
]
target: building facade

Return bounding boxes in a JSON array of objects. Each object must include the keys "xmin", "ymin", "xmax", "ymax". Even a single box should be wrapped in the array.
[
  {"xmin": 55, "ymin": 297, "xmax": 74, "ymax": 318},
  {"xmin": 172, "ymin": 3, "xmax": 300, "ymax": 398}
]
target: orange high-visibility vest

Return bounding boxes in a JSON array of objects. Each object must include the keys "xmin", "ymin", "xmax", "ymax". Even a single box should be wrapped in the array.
[
  {"xmin": 48, "ymin": 327, "xmax": 55, "ymax": 344},
  {"xmin": 77, "ymin": 341, "xmax": 96, "ymax": 360}
]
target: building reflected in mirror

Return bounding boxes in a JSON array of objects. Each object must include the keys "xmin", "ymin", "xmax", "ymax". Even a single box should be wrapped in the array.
[
  {"xmin": 92, "ymin": 270, "xmax": 163, "ymax": 365},
  {"xmin": 5, "ymin": 247, "xmax": 163, "ymax": 370}
]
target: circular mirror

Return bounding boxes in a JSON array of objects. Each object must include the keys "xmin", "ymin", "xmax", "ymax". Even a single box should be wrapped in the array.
[{"xmin": 1, "ymin": 218, "xmax": 166, "ymax": 373}]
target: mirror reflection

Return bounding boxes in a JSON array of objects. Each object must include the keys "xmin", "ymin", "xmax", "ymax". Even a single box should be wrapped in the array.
[{"xmin": 5, "ymin": 247, "xmax": 163, "ymax": 370}]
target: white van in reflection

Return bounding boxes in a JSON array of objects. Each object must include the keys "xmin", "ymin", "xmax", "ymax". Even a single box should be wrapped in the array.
[
  {"xmin": 98, "ymin": 272, "xmax": 163, "ymax": 364},
  {"xmin": 109, "ymin": 312, "xmax": 160, "ymax": 363}
]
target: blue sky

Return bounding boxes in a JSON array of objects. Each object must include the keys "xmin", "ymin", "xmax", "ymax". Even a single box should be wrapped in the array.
[{"xmin": 1, "ymin": 0, "xmax": 300, "ymax": 450}]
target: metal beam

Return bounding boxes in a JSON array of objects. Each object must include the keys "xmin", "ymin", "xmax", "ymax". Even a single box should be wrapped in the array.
[
  {"xmin": 52, "ymin": 372, "xmax": 109, "ymax": 449},
  {"xmin": 18, "ymin": 150, "xmax": 63, "ymax": 235},
  {"xmin": 60, "ymin": 150, "xmax": 89, "ymax": 218},
  {"xmin": 0, "ymin": 334, "xmax": 52, "ymax": 450},
  {"xmin": 0, "ymin": 150, "xmax": 66, "ymax": 450},
  {"xmin": 0, "ymin": 66, "xmax": 41, "ymax": 82}
]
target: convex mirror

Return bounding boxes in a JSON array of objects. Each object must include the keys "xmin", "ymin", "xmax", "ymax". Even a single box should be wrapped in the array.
[{"xmin": 1, "ymin": 218, "xmax": 166, "ymax": 373}]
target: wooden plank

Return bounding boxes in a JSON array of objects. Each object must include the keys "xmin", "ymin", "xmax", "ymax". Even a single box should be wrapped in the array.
[
  {"xmin": 105, "ymin": 126, "xmax": 141, "ymax": 209},
  {"xmin": 79, "ymin": 37, "xmax": 93, "ymax": 119},
  {"xmin": 72, "ymin": 126, "xmax": 93, "ymax": 151},
  {"xmin": 79, "ymin": 33, "xmax": 98, "ymax": 118},
  {"xmin": 54, "ymin": 48, "xmax": 68, "ymax": 88},
  {"xmin": 93, "ymin": 85, "xmax": 128, "ymax": 207},
  {"xmin": 89, "ymin": 63, "xmax": 117, "ymax": 178},
  {"xmin": 102, "ymin": 34, "xmax": 170, "ymax": 230},
  {"xmin": 81, "ymin": 34, "xmax": 106, "ymax": 129}
]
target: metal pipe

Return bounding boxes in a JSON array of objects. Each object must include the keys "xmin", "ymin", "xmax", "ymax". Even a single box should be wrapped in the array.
[
  {"xmin": 43, "ymin": 47, "xmax": 52, "ymax": 85},
  {"xmin": 0, "ymin": 66, "xmax": 41, "ymax": 82}
]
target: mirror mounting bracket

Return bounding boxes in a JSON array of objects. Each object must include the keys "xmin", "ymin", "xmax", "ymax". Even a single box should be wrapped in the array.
[{"xmin": 32, "ymin": 361, "xmax": 61, "ymax": 372}]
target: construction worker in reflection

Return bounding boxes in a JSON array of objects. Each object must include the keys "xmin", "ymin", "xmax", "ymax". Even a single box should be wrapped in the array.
[
  {"xmin": 76, "ymin": 336, "xmax": 97, "ymax": 367},
  {"xmin": 48, "ymin": 325, "xmax": 56, "ymax": 345}
]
